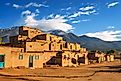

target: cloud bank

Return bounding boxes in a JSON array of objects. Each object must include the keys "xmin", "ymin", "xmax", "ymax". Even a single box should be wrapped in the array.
[
  {"xmin": 9, "ymin": 2, "xmax": 48, "ymax": 9},
  {"xmin": 107, "ymin": 1, "xmax": 119, "ymax": 8},
  {"xmin": 82, "ymin": 30, "xmax": 121, "ymax": 41},
  {"xmin": 24, "ymin": 13, "xmax": 73, "ymax": 32},
  {"xmin": 68, "ymin": 5, "xmax": 96, "ymax": 18}
]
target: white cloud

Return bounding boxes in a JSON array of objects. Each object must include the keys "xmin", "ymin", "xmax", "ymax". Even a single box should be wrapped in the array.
[
  {"xmin": 66, "ymin": 7, "xmax": 71, "ymax": 10},
  {"xmin": 21, "ymin": 10, "xmax": 32, "ymax": 16},
  {"xmin": 24, "ymin": 13, "xmax": 38, "ymax": 27},
  {"xmin": 72, "ymin": 20, "xmax": 80, "ymax": 24},
  {"xmin": 12, "ymin": 2, "xmax": 48, "ymax": 9},
  {"xmin": 68, "ymin": 10, "xmax": 96, "ymax": 18},
  {"xmin": 13, "ymin": 4, "xmax": 22, "ymax": 8},
  {"xmin": 68, "ymin": 5, "xmax": 96, "ymax": 18},
  {"xmin": 81, "ymin": 19, "xmax": 90, "ymax": 22},
  {"xmin": 82, "ymin": 30, "xmax": 121, "ymax": 41},
  {"xmin": 107, "ymin": 2, "xmax": 119, "ymax": 8},
  {"xmin": 79, "ymin": 6, "xmax": 94, "ymax": 11},
  {"xmin": 25, "ymin": 2, "xmax": 48, "ymax": 8},
  {"xmin": 24, "ymin": 14, "xmax": 73, "ymax": 32},
  {"xmin": 35, "ymin": 9, "xmax": 40, "ymax": 13},
  {"xmin": 61, "ymin": 7, "xmax": 71, "ymax": 11},
  {"xmin": 107, "ymin": 26, "xmax": 115, "ymax": 29},
  {"xmin": 68, "ymin": 12, "xmax": 81, "ymax": 18},
  {"xmin": 47, "ymin": 14, "xmax": 54, "ymax": 18}
]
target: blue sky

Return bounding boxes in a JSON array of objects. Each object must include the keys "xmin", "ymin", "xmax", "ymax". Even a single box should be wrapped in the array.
[{"xmin": 0, "ymin": 0, "xmax": 121, "ymax": 41}]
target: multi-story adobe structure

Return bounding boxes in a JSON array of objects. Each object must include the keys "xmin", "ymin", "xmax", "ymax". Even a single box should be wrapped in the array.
[
  {"xmin": 0, "ymin": 26, "xmax": 88, "ymax": 68},
  {"xmin": 88, "ymin": 51, "xmax": 106, "ymax": 64},
  {"xmin": 88, "ymin": 50, "xmax": 115, "ymax": 64}
]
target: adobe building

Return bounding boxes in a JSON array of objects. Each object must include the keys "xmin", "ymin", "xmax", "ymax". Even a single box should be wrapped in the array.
[
  {"xmin": 46, "ymin": 43, "xmax": 88, "ymax": 67},
  {"xmin": 106, "ymin": 54, "xmax": 115, "ymax": 62},
  {"xmin": 0, "ymin": 26, "xmax": 89, "ymax": 68},
  {"xmin": 88, "ymin": 51, "xmax": 106, "ymax": 64}
]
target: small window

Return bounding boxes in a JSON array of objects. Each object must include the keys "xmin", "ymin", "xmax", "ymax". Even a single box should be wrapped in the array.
[
  {"xmin": 64, "ymin": 55, "xmax": 66, "ymax": 59},
  {"xmin": 70, "ymin": 45, "xmax": 72, "ymax": 49},
  {"xmin": 19, "ymin": 54, "xmax": 23, "ymax": 60},
  {"xmin": 30, "ymin": 45, "xmax": 32, "ymax": 48},
  {"xmin": 0, "ymin": 55, "xmax": 4, "ymax": 62},
  {"xmin": 50, "ymin": 37, "xmax": 52, "ymax": 41},
  {"xmin": 21, "ymin": 49, "xmax": 23, "ymax": 52},
  {"xmin": 60, "ymin": 44, "xmax": 62, "ymax": 50},
  {"xmin": 35, "ymin": 55, "xmax": 39, "ymax": 60},
  {"xmin": 77, "ymin": 55, "xmax": 79, "ymax": 59},
  {"xmin": 65, "ymin": 42, "xmax": 68, "ymax": 48}
]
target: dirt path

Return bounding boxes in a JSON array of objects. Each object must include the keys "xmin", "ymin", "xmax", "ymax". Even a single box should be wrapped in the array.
[{"xmin": 0, "ymin": 61, "xmax": 121, "ymax": 81}]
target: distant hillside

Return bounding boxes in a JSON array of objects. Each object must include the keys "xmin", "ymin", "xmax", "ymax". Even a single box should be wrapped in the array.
[
  {"xmin": 0, "ymin": 27, "xmax": 19, "ymax": 43},
  {"xmin": 47, "ymin": 30, "xmax": 121, "ymax": 51},
  {"xmin": 0, "ymin": 27, "xmax": 121, "ymax": 51}
]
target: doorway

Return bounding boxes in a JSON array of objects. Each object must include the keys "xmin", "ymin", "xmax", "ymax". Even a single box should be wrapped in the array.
[
  {"xmin": 0, "ymin": 55, "xmax": 5, "ymax": 68},
  {"xmin": 29, "ymin": 55, "xmax": 33, "ymax": 67}
]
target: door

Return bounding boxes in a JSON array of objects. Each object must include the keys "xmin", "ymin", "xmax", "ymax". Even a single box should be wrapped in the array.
[
  {"xmin": 0, "ymin": 55, "xmax": 5, "ymax": 68},
  {"xmin": 29, "ymin": 55, "xmax": 33, "ymax": 67}
]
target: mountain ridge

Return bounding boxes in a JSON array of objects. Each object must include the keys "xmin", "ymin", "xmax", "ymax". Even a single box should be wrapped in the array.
[
  {"xmin": 46, "ymin": 29, "xmax": 121, "ymax": 51},
  {"xmin": 0, "ymin": 26, "xmax": 121, "ymax": 51}
]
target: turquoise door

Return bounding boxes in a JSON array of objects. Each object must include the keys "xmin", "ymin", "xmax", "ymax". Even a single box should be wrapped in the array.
[{"xmin": 0, "ymin": 55, "xmax": 5, "ymax": 68}]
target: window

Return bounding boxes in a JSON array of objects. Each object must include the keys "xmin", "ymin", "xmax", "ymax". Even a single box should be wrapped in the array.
[
  {"xmin": 22, "ymin": 30, "xmax": 28, "ymax": 36},
  {"xmin": 0, "ymin": 55, "xmax": 4, "ymax": 62},
  {"xmin": 64, "ymin": 55, "xmax": 66, "ymax": 59},
  {"xmin": 21, "ymin": 49, "xmax": 23, "ymax": 52},
  {"xmin": 70, "ymin": 45, "xmax": 72, "ymax": 49},
  {"xmin": 49, "ymin": 43, "xmax": 51, "ymax": 50},
  {"xmin": 30, "ymin": 45, "xmax": 32, "ymax": 48},
  {"xmin": 50, "ymin": 37, "xmax": 52, "ymax": 41},
  {"xmin": 30, "ymin": 31, "xmax": 34, "ymax": 33},
  {"xmin": 77, "ymin": 55, "xmax": 79, "ymax": 59},
  {"xmin": 35, "ymin": 55, "xmax": 39, "ymax": 60},
  {"xmin": 60, "ymin": 44, "xmax": 62, "ymax": 50},
  {"xmin": 19, "ymin": 54, "xmax": 23, "ymax": 60},
  {"xmin": 65, "ymin": 42, "xmax": 68, "ymax": 48}
]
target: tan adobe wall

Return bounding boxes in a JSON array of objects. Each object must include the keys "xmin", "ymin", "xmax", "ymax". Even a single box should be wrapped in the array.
[
  {"xmin": 25, "ymin": 53, "xmax": 43, "ymax": 68},
  {"xmin": 43, "ymin": 34, "xmax": 63, "ymax": 42},
  {"xmin": 64, "ymin": 43, "xmax": 81, "ymax": 51},
  {"xmin": 19, "ymin": 26, "xmax": 43, "ymax": 39},
  {"xmin": 12, "ymin": 52, "xmax": 44, "ymax": 68},
  {"xmin": 26, "ymin": 42, "xmax": 45, "ymax": 52},
  {"xmin": 0, "ymin": 46, "xmax": 44, "ymax": 68},
  {"xmin": 42, "ymin": 52, "xmax": 57, "ymax": 64},
  {"xmin": 0, "ymin": 46, "xmax": 24, "ymax": 68},
  {"xmin": 32, "ymin": 34, "xmax": 63, "ymax": 43},
  {"xmin": 49, "ymin": 42, "xmax": 63, "ymax": 51},
  {"xmin": 88, "ymin": 52, "xmax": 106, "ymax": 63},
  {"xmin": 61, "ymin": 51, "xmax": 78, "ymax": 67},
  {"xmin": 75, "ymin": 43, "xmax": 81, "ymax": 50},
  {"xmin": 106, "ymin": 55, "xmax": 114, "ymax": 62}
]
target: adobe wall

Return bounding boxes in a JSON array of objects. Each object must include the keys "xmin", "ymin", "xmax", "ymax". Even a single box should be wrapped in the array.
[
  {"xmin": 61, "ymin": 51, "xmax": 78, "ymax": 67},
  {"xmin": 0, "ymin": 46, "xmax": 24, "ymax": 68}
]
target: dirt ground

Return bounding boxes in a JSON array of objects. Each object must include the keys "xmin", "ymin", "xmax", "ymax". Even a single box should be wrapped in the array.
[{"xmin": 0, "ymin": 60, "xmax": 121, "ymax": 81}]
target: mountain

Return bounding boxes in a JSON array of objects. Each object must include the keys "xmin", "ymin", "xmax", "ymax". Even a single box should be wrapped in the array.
[
  {"xmin": 0, "ymin": 27, "xmax": 121, "ymax": 51},
  {"xmin": 46, "ymin": 30, "xmax": 81, "ymax": 43},
  {"xmin": 47, "ymin": 30, "xmax": 121, "ymax": 52},
  {"xmin": 0, "ymin": 26, "xmax": 19, "ymax": 43}
]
